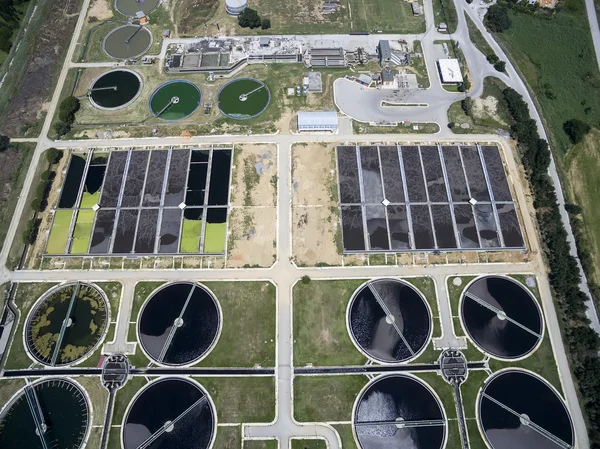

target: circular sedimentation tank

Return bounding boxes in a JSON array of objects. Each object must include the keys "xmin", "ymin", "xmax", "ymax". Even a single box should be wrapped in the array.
[
  {"xmin": 89, "ymin": 69, "xmax": 142, "ymax": 109},
  {"xmin": 347, "ymin": 279, "xmax": 432, "ymax": 363},
  {"xmin": 353, "ymin": 374, "xmax": 446, "ymax": 449},
  {"xmin": 25, "ymin": 282, "xmax": 109, "ymax": 366},
  {"xmin": 0, "ymin": 378, "xmax": 90, "ymax": 449},
  {"xmin": 478, "ymin": 370, "xmax": 574, "ymax": 449},
  {"xmin": 460, "ymin": 276, "xmax": 543, "ymax": 359},
  {"xmin": 115, "ymin": 0, "xmax": 161, "ymax": 16},
  {"xmin": 225, "ymin": 0, "xmax": 248, "ymax": 15},
  {"xmin": 138, "ymin": 282, "xmax": 221, "ymax": 366},
  {"xmin": 103, "ymin": 25, "xmax": 152, "ymax": 59},
  {"xmin": 149, "ymin": 80, "xmax": 201, "ymax": 120},
  {"xmin": 217, "ymin": 78, "xmax": 270, "ymax": 119},
  {"xmin": 123, "ymin": 377, "xmax": 216, "ymax": 449}
]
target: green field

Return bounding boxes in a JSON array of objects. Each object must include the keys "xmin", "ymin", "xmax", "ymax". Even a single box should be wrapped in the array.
[
  {"xmin": 46, "ymin": 210, "xmax": 74, "ymax": 254},
  {"xmin": 70, "ymin": 210, "xmax": 95, "ymax": 254},
  {"xmin": 465, "ymin": 13, "xmax": 495, "ymax": 59},
  {"xmin": 432, "ymin": 0, "xmax": 458, "ymax": 33},
  {"xmin": 291, "ymin": 440, "xmax": 327, "ymax": 449}
]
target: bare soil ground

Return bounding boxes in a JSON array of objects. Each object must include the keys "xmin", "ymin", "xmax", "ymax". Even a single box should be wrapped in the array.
[
  {"xmin": 88, "ymin": 0, "xmax": 113, "ymax": 21},
  {"xmin": 292, "ymin": 143, "xmax": 341, "ymax": 266},
  {"xmin": 0, "ymin": 0, "xmax": 79, "ymax": 136},
  {"xmin": 230, "ymin": 144, "xmax": 277, "ymax": 207},
  {"xmin": 227, "ymin": 207, "xmax": 276, "ymax": 268}
]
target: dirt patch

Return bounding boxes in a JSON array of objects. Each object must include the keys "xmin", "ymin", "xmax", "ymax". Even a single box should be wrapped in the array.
[
  {"xmin": 291, "ymin": 143, "xmax": 341, "ymax": 266},
  {"xmin": 473, "ymin": 96, "xmax": 505, "ymax": 124},
  {"xmin": 231, "ymin": 144, "xmax": 277, "ymax": 207},
  {"xmin": 0, "ymin": 0, "xmax": 79, "ymax": 136},
  {"xmin": 227, "ymin": 207, "xmax": 276, "ymax": 267},
  {"xmin": 88, "ymin": 0, "xmax": 113, "ymax": 21},
  {"xmin": 293, "ymin": 207, "xmax": 342, "ymax": 266},
  {"xmin": 292, "ymin": 143, "xmax": 337, "ymax": 205}
]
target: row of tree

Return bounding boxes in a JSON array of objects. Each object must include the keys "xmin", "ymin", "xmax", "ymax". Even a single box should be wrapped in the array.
[
  {"xmin": 503, "ymin": 87, "xmax": 600, "ymax": 448},
  {"xmin": 0, "ymin": 0, "xmax": 27, "ymax": 53},
  {"xmin": 54, "ymin": 96, "xmax": 80, "ymax": 138},
  {"xmin": 22, "ymin": 148, "xmax": 63, "ymax": 245}
]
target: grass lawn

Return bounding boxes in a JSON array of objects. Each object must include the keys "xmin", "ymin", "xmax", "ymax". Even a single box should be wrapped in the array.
[
  {"xmin": 195, "ymin": 377, "xmax": 275, "ymax": 423},
  {"xmin": 244, "ymin": 440, "xmax": 278, "ymax": 449},
  {"xmin": 448, "ymin": 77, "xmax": 511, "ymax": 134},
  {"xmin": 292, "ymin": 440, "xmax": 327, "ymax": 449},
  {"xmin": 204, "ymin": 222, "xmax": 227, "ymax": 253},
  {"xmin": 76, "ymin": 376, "xmax": 109, "ymax": 426},
  {"xmin": 3, "ymin": 283, "xmax": 57, "ymax": 369},
  {"xmin": 494, "ymin": 3, "xmax": 600, "ymax": 156},
  {"xmin": 213, "ymin": 426, "xmax": 241, "ymax": 449},
  {"xmin": 293, "ymin": 279, "xmax": 367, "ymax": 366},
  {"xmin": 465, "ymin": 13, "xmax": 495, "ymax": 59},
  {"xmin": 0, "ymin": 378, "xmax": 25, "ymax": 407},
  {"xmin": 566, "ymin": 130, "xmax": 600, "ymax": 288},
  {"xmin": 180, "ymin": 218, "xmax": 202, "ymax": 253},
  {"xmin": 112, "ymin": 377, "xmax": 149, "ymax": 425},
  {"xmin": 106, "ymin": 428, "xmax": 121, "ymax": 449},
  {"xmin": 293, "ymin": 375, "xmax": 368, "ymax": 422},
  {"xmin": 46, "ymin": 209, "xmax": 74, "ymax": 254},
  {"xmin": 130, "ymin": 281, "xmax": 276, "ymax": 367},
  {"xmin": 353, "ymin": 121, "xmax": 440, "ymax": 134},
  {"xmin": 70, "ymin": 210, "xmax": 95, "ymax": 254},
  {"xmin": 432, "ymin": 0, "xmax": 458, "ymax": 33},
  {"xmin": 332, "ymin": 425, "xmax": 358, "ymax": 449},
  {"xmin": 411, "ymin": 41, "xmax": 431, "ymax": 89}
]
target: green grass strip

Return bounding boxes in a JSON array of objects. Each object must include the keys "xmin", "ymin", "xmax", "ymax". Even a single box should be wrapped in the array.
[
  {"xmin": 46, "ymin": 210, "xmax": 74, "ymax": 254},
  {"xmin": 180, "ymin": 219, "xmax": 202, "ymax": 253},
  {"xmin": 204, "ymin": 222, "xmax": 226, "ymax": 253},
  {"xmin": 70, "ymin": 210, "xmax": 95, "ymax": 254}
]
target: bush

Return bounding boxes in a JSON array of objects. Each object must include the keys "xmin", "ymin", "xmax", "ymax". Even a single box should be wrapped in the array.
[
  {"xmin": 261, "ymin": 18, "xmax": 271, "ymax": 30},
  {"xmin": 54, "ymin": 121, "xmax": 71, "ymax": 138},
  {"xmin": 22, "ymin": 218, "xmax": 41, "ymax": 245},
  {"xmin": 565, "ymin": 203, "xmax": 583, "ymax": 215},
  {"xmin": 301, "ymin": 275, "xmax": 311, "ymax": 284},
  {"xmin": 486, "ymin": 54, "xmax": 499, "ymax": 64},
  {"xmin": 45, "ymin": 147, "xmax": 63, "ymax": 165},
  {"xmin": 485, "ymin": 4, "xmax": 511, "ymax": 32},
  {"xmin": 0, "ymin": 135, "xmax": 9, "ymax": 152},
  {"xmin": 563, "ymin": 119, "xmax": 591, "ymax": 144},
  {"xmin": 238, "ymin": 8, "xmax": 262, "ymax": 28},
  {"xmin": 494, "ymin": 61, "xmax": 506, "ymax": 72},
  {"xmin": 461, "ymin": 97, "xmax": 474, "ymax": 117}
]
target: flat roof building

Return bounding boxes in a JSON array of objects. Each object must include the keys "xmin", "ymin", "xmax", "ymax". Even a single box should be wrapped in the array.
[
  {"xmin": 297, "ymin": 111, "xmax": 338, "ymax": 133},
  {"xmin": 379, "ymin": 40, "xmax": 391, "ymax": 65},
  {"xmin": 437, "ymin": 58, "xmax": 463, "ymax": 84}
]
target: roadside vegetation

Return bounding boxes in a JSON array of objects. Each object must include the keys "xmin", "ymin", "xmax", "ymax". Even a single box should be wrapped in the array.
[
  {"xmin": 432, "ymin": 0, "xmax": 458, "ymax": 33},
  {"xmin": 500, "ymin": 85, "xmax": 600, "ymax": 447},
  {"xmin": 0, "ymin": 0, "xmax": 31, "ymax": 64}
]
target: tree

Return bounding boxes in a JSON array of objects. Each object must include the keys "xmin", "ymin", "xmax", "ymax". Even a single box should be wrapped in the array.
[
  {"xmin": 45, "ymin": 147, "xmax": 63, "ymax": 165},
  {"xmin": 54, "ymin": 121, "xmax": 71, "ymax": 138},
  {"xmin": 565, "ymin": 203, "xmax": 583, "ymax": 215},
  {"xmin": 563, "ymin": 119, "xmax": 591, "ymax": 144},
  {"xmin": 301, "ymin": 275, "xmax": 311, "ymax": 284},
  {"xmin": 486, "ymin": 54, "xmax": 499, "ymax": 64},
  {"xmin": 0, "ymin": 134, "xmax": 9, "ymax": 152},
  {"xmin": 22, "ymin": 218, "xmax": 41, "ymax": 245},
  {"xmin": 494, "ymin": 61, "xmax": 506, "ymax": 72},
  {"xmin": 261, "ymin": 18, "xmax": 271, "ymax": 30},
  {"xmin": 461, "ymin": 97, "xmax": 474, "ymax": 117},
  {"xmin": 238, "ymin": 8, "xmax": 261, "ymax": 29},
  {"xmin": 58, "ymin": 95, "xmax": 80, "ymax": 124},
  {"xmin": 485, "ymin": 5, "xmax": 511, "ymax": 32}
]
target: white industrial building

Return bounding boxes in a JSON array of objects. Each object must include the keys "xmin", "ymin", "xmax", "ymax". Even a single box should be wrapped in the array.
[
  {"xmin": 437, "ymin": 58, "xmax": 463, "ymax": 84},
  {"xmin": 225, "ymin": 0, "xmax": 248, "ymax": 16},
  {"xmin": 297, "ymin": 111, "xmax": 338, "ymax": 133}
]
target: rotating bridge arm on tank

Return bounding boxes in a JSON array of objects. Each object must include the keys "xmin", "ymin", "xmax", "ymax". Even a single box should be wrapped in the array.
[
  {"xmin": 50, "ymin": 281, "xmax": 80, "ymax": 366},
  {"xmin": 156, "ymin": 285, "xmax": 196, "ymax": 363},
  {"xmin": 24, "ymin": 383, "xmax": 50, "ymax": 449},
  {"xmin": 367, "ymin": 282, "xmax": 415, "ymax": 356},
  {"xmin": 239, "ymin": 85, "xmax": 265, "ymax": 101},
  {"xmin": 125, "ymin": 25, "xmax": 144, "ymax": 45},
  {"xmin": 481, "ymin": 392, "xmax": 573, "ymax": 449},
  {"xmin": 354, "ymin": 419, "xmax": 446, "ymax": 428},
  {"xmin": 135, "ymin": 395, "xmax": 207, "ymax": 449},
  {"xmin": 464, "ymin": 291, "xmax": 541, "ymax": 339}
]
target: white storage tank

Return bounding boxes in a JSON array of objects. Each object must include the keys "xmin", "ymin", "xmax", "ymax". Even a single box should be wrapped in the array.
[{"xmin": 226, "ymin": 0, "xmax": 248, "ymax": 16}]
